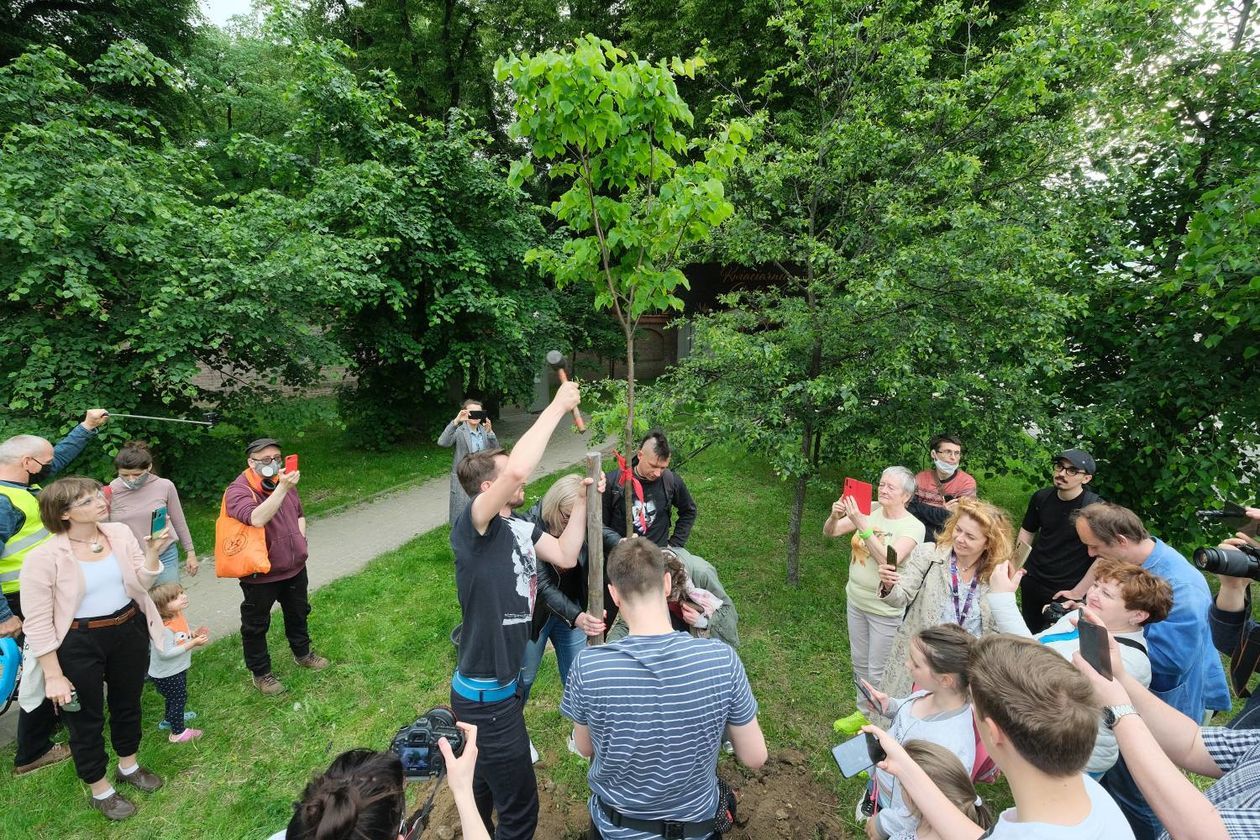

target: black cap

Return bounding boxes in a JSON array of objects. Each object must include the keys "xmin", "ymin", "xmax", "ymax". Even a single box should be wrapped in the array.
[
  {"xmin": 245, "ymin": 437, "xmax": 281, "ymax": 456},
  {"xmin": 1057, "ymin": 449, "xmax": 1096, "ymax": 475}
]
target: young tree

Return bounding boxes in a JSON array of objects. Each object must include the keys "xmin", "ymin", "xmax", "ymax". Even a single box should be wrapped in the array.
[
  {"xmin": 655, "ymin": 0, "xmax": 1163, "ymax": 582},
  {"xmin": 495, "ymin": 34, "xmax": 749, "ymax": 533}
]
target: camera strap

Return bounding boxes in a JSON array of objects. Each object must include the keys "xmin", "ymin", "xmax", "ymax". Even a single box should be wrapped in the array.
[{"xmin": 402, "ymin": 767, "xmax": 446, "ymax": 840}]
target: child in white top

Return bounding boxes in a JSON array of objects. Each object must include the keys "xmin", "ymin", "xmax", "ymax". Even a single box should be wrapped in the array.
[
  {"xmin": 861, "ymin": 624, "xmax": 977, "ymax": 840},
  {"xmin": 148, "ymin": 583, "xmax": 209, "ymax": 742}
]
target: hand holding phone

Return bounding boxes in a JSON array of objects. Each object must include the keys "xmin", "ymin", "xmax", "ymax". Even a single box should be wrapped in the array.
[
  {"xmin": 842, "ymin": 478, "xmax": 873, "ymax": 516},
  {"xmin": 150, "ymin": 505, "xmax": 168, "ymax": 537},
  {"xmin": 1076, "ymin": 609, "xmax": 1113, "ymax": 680},
  {"xmin": 831, "ymin": 731, "xmax": 887, "ymax": 778},
  {"xmin": 857, "ymin": 678, "xmax": 889, "ymax": 715}
]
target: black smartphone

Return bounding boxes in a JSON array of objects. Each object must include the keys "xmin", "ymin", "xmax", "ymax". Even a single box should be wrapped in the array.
[
  {"xmin": 468, "ymin": 410, "xmax": 488, "ymax": 420},
  {"xmin": 150, "ymin": 505, "xmax": 168, "ymax": 537},
  {"xmin": 885, "ymin": 545, "xmax": 898, "ymax": 568},
  {"xmin": 1077, "ymin": 609, "xmax": 1113, "ymax": 680},
  {"xmin": 857, "ymin": 679, "xmax": 878, "ymax": 711},
  {"xmin": 831, "ymin": 732, "xmax": 885, "ymax": 778}
]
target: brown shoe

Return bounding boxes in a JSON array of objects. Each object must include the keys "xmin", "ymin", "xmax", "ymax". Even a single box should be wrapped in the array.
[
  {"xmin": 89, "ymin": 790, "xmax": 137, "ymax": 820},
  {"xmin": 252, "ymin": 672, "xmax": 286, "ymax": 695},
  {"xmin": 294, "ymin": 652, "xmax": 330, "ymax": 670},
  {"xmin": 13, "ymin": 742, "xmax": 72, "ymax": 776},
  {"xmin": 114, "ymin": 764, "xmax": 163, "ymax": 793}
]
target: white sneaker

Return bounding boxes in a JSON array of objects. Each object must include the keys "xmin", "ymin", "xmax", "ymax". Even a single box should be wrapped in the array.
[
  {"xmin": 722, "ymin": 740, "xmax": 734, "ymax": 755},
  {"xmin": 529, "ymin": 740, "xmax": 540, "ymax": 764},
  {"xmin": 568, "ymin": 734, "xmax": 587, "ymax": 759}
]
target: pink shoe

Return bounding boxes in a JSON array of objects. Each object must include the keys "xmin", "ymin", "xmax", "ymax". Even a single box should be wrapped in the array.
[{"xmin": 168, "ymin": 728, "xmax": 203, "ymax": 744}]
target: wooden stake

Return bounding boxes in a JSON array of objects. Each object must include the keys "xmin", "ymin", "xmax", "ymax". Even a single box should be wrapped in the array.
[{"xmin": 586, "ymin": 451, "xmax": 604, "ymax": 646}]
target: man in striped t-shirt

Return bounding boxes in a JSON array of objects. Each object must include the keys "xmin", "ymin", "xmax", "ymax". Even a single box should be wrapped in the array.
[{"xmin": 561, "ymin": 538, "xmax": 767, "ymax": 839}]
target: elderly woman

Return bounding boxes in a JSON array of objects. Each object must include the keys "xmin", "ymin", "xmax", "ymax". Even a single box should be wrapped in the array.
[
  {"xmin": 825, "ymin": 466, "xmax": 925, "ymax": 726},
  {"xmin": 876, "ymin": 497, "xmax": 1013, "ymax": 701},
  {"xmin": 18, "ymin": 476, "xmax": 170, "ymax": 821},
  {"xmin": 437, "ymin": 398, "xmax": 499, "ymax": 524}
]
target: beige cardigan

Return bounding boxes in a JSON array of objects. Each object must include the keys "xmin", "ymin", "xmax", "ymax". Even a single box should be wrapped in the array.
[{"xmin": 18, "ymin": 522, "xmax": 164, "ymax": 658}]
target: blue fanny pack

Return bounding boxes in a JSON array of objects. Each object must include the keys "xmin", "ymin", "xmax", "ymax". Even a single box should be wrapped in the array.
[{"xmin": 452, "ymin": 670, "xmax": 518, "ymax": 703}]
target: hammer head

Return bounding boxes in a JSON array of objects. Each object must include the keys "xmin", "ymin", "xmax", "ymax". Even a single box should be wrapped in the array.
[{"xmin": 546, "ymin": 350, "xmax": 566, "ymax": 369}]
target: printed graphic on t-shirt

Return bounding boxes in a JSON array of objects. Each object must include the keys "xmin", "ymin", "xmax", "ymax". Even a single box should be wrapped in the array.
[
  {"xmin": 631, "ymin": 498, "xmax": 658, "ymax": 534},
  {"xmin": 165, "ymin": 614, "xmax": 191, "ymax": 644},
  {"xmin": 505, "ymin": 517, "xmax": 538, "ymax": 626},
  {"xmin": 851, "ymin": 528, "xmax": 893, "ymax": 565}
]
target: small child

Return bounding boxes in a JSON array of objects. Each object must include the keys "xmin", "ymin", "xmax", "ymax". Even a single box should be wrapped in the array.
[
  {"xmin": 887, "ymin": 740, "xmax": 994, "ymax": 840},
  {"xmin": 859, "ymin": 624, "xmax": 977, "ymax": 840},
  {"xmin": 148, "ymin": 583, "xmax": 209, "ymax": 743}
]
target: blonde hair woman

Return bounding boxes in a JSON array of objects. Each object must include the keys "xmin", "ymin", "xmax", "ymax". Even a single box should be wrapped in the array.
[{"xmin": 876, "ymin": 498, "xmax": 1014, "ymax": 702}]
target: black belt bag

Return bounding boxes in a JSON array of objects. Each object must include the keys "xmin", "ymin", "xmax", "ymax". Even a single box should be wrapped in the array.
[{"xmin": 598, "ymin": 780, "xmax": 736, "ymax": 840}]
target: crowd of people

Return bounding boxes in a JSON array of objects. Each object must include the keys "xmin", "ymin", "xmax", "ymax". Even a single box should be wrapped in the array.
[{"xmin": 2, "ymin": 398, "xmax": 1259, "ymax": 840}]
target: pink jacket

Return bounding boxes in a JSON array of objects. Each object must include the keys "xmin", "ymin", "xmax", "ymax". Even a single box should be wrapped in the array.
[{"xmin": 19, "ymin": 523, "xmax": 164, "ymax": 658}]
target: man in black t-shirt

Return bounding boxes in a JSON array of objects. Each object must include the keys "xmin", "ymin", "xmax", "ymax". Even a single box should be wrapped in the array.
[
  {"xmin": 449, "ymin": 381, "xmax": 588, "ymax": 840},
  {"xmin": 602, "ymin": 429, "xmax": 697, "ymax": 551},
  {"xmin": 1016, "ymin": 448, "xmax": 1102, "ymax": 632}
]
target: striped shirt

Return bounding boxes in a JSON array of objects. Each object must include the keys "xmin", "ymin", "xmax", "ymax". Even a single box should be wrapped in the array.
[
  {"xmin": 1157, "ymin": 727, "xmax": 1260, "ymax": 840},
  {"xmin": 561, "ymin": 632, "xmax": 758, "ymax": 840}
]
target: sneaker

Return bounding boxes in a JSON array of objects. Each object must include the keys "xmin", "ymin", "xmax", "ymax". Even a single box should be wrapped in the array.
[
  {"xmin": 168, "ymin": 728, "xmax": 203, "ymax": 744},
  {"xmin": 567, "ymin": 734, "xmax": 586, "ymax": 759},
  {"xmin": 89, "ymin": 791, "xmax": 136, "ymax": 821},
  {"xmin": 252, "ymin": 672, "xmax": 286, "ymax": 695},
  {"xmin": 294, "ymin": 652, "xmax": 330, "ymax": 670},
  {"xmin": 13, "ymin": 742, "xmax": 72, "ymax": 776},
  {"xmin": 113, "ymin": 765, "xmax": 163, "ymax": 793},
  {"xmin": 722, "ymin": 740, "xmax": 735, "ymax": 755},
  {"xmin": 832, "ymin": 710, "xmax": 870, "ymax": 737},
  {"xmin": 529, "ymin": 740, "xmax": 540, "ymax": 764},
  {"xmin": 157, "ymin": 711, "xmax": 198, "ymax": 731}
]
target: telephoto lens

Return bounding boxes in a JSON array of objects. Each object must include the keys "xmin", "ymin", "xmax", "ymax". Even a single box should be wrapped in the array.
[{"xmin": 1193, "ymin": 544, "xmax": 1260, "ymax": 581}]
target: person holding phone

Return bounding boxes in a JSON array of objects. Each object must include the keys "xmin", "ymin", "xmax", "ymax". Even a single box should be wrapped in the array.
[
  {"xmin": 875, "ymin": 498, "xmax": 1013, "ymax": 704},
  {"xmin": 107, "ymin": 441, "xmax": 198, "ymax": 585},
  {"xmin": 17, "ymin": 476, "xmax": 171, "ymax": 820},
  {"xmin": 825, "ymin": 466, "xmax": 925, "ymax": 733},
  {"xmin": 986, "ymin": 557, "xmax": 1172, "ymax": 775},
  {"xmin": 438, "ymin": 398, "xmax": 499, "ymax": 524},
  {"xmin": 225, "ymin": 438, "xmax": 329, "ymax": 696}
]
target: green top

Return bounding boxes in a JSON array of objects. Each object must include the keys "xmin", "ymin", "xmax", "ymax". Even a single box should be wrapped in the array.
[{"xmin": 845, "ymin": 505, "xmax": 925, "ymax": 617}]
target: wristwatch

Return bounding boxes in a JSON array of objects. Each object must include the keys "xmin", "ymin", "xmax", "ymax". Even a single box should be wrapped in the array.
[{"xmin": 1103, "ymin": 704, "xmax": 1138, "ymax": 728}]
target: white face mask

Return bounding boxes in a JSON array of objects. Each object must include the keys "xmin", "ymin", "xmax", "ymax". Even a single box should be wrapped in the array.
[
  {"xmin": 257, "ymin": 462, "xmax": 280, "ymax": 479},
  {"xmin": 933, "ymin": 459, "xmax": 958, "ymax": 476}
]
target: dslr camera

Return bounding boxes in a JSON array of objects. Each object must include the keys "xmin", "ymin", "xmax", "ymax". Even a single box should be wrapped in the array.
[
  {"xmin": 1193, "ymin": 541, "xmax": 1260, "ymax": 581},
  {"xmin": 390, "ymin": 707, "xmax": 465, "ymax": 779}
]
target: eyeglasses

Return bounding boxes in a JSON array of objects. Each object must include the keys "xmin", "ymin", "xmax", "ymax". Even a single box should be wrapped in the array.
[
  {"xmin": 1052, "ymin": 463, "xmax": 1084, "ymax": 477},
  {"xmin": 70, "ymin": 491, "xmax": 106, "ymax": 509},
  {"xmin": 935, "ymin": 449, "xmax": 962, "ymax": 458},
  {"xmin": 249, "ymin": 456, "xmax": 282, "ymax": 465}
]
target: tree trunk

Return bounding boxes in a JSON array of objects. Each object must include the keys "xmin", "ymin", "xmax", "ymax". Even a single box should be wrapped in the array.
[
  {"xmin": 787, "ymin": 468, "xmax": 808, "ymax": 585},
  {"xmin": 623, "ymin": 323, "xmax": 636, "ymax": 539}
]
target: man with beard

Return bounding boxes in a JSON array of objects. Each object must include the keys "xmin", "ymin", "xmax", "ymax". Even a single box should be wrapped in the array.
[{"xmin": 1016, "ymin": 449, "xmax": 1102, "ymax": 632}]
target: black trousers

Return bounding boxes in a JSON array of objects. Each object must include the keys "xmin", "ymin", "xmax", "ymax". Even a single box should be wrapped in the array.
[
  {"xmin": 239, "ymin": 568, "xmax": 312, "ymax": 677},
  {"xmin": 450, "ymin": 688, "xmax": 538, "ymax": 840},
  {"xmin": 1018, "ymin": 575, "xmax": 1058, "ymax": 634},
  {"xmin": 57, "ymin": 607, "xmax": 149, "ymax": 783},
  {"xmin": 8, "ymin": 591, "xmax": 60, "ymax": 767}
]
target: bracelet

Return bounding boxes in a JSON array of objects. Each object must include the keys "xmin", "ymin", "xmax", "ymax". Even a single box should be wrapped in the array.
[{"xmin": 857, "ymin": 528, "xmax": 875, "ymax": 540}]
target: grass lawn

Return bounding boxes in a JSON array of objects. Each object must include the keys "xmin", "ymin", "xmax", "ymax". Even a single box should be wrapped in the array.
[{"xmin": 2, "ymin": 442, "xmax": 1243, "ymax": 837}]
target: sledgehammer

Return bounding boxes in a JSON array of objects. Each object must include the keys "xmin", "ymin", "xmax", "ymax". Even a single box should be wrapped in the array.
[{"xmin": 545, "ymin": 350, "xmax": 586, "ymax": 432}]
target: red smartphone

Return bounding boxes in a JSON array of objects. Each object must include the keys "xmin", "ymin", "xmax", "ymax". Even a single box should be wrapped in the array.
[
  {"xmin": 842, "ymin": 478, "xmax": 873, "ymax": 515},
  {"xmin": 285, "ymin": 454, "xmax": 299, "ymax": 474}
]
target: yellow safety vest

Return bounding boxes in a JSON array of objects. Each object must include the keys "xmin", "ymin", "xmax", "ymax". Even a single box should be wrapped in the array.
[{"xmin": 0, "ymin": 484, "xmax": 49, "ymax": 595}]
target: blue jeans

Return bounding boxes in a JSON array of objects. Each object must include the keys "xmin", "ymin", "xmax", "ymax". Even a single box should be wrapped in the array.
[
  {"xmin": 520, "ymin": 615, "xmax": 587, "ymax": 701},
  {"xmin": 153, "ymin": 543, "xmax": 180, "ymax": 585}
]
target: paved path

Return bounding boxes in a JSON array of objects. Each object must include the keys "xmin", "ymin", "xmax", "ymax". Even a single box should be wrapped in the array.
[{"xmin": 1, "ymin": 408, "xmax": 607, "ymax": 747}]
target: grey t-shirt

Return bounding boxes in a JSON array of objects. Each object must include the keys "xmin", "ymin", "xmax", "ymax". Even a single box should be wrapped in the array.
[{"xmin": 986, "ymin": 775, "xmax": 1134, "ymax": 838}]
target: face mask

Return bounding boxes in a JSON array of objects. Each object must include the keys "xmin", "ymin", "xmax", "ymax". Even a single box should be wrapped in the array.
[
  {"xmin": 933, "ymin": 459, "xmax": 958, "ymax": 476},
  {"xmin": 120, "ymin": 472, "xmax": 150, "ymax": 490},
  {"xmin": 27, "ymin": 460, "xmax": 53, "ymax": 485},
  {"xmin": 257, "ymin": 462, "xmax": 280, "ymax": 479}
]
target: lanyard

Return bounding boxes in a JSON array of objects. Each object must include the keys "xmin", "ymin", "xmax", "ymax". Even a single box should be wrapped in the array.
[{"xmin": 949, "ymin": 552, "xmax": 980, "ymax": 627}]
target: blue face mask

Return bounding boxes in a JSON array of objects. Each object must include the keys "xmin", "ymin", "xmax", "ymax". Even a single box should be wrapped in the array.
[{"xmin": 933, "ymin": 459, "xmax": 958, "ymax": 476}]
